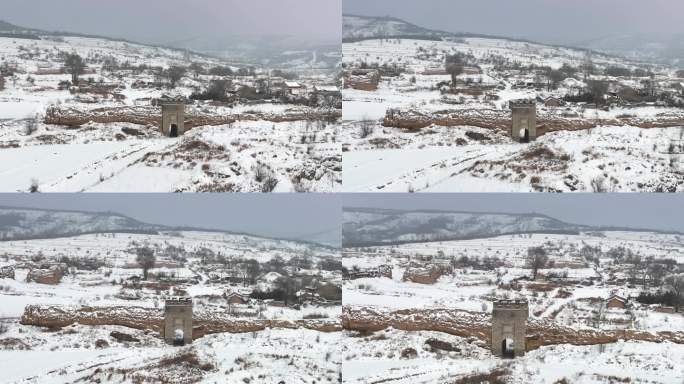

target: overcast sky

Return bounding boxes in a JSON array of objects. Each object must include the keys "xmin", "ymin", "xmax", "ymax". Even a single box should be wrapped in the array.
[
  {"xmin": 344, "ymin": 0, "xmax": 684, "ymax": 45},
  {"xmin": 343, "ymin": 194, "xmax": 684, "ymax": 234},
  {"xmin": 0, "ymin": 194, "xmax": 341, "ymax": 246},
  {"xmin": 2, "ymin": 0, "xmax": 341, "ymax": 45}
]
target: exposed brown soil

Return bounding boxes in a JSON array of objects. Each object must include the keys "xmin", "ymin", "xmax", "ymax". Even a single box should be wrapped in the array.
[
  {"xmin": 44, "ymin": 106, "xmax": 341, "ymax": 129},
  {"xmin": 20, "ymin": 304, "xmax": 342, "ymax": 340},
  {"xmin": 383, "ymin": 109, "xmax": 684, "ymax": 133}
]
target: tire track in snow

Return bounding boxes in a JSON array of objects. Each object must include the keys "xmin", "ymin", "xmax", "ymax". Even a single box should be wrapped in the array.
[{"xmin": 41, "ymin": 139, "xmax": 177, "ymax": 192}]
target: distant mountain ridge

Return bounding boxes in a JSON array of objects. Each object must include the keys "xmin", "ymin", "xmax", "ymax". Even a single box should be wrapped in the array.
[
  {"xmin": 342, "ymin": 207, "xmax": 681, "ymax": 247},
  {"xmin": 342, "ymin": 14, "xmax": 549, "ymax": 45},
  {"xmin": 0, "ymin": 20, "xmax": 22, "ymax": 31},
  {"xmin": 0, "ymin": 207, "xmax": 166, "ymax": 241},
  {"xmin": 0, "ymin": 206, "xmax": 338, "ymax": 248},
  {"xmin": 342, "ymin": 14, "xmax": 630, "ymax": 62},
  {"xmin": 0, "ymin": 19, "xmax": 338, "ymax": 68},
  {"xmin": 0, "ymin": 19, "xmax": 218, "ymax": 58},
  {"xmin": 343, "ymin": 14, "xmax": 444, "ymax": 41}
]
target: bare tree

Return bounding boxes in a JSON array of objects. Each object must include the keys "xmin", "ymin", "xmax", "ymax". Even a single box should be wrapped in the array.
[
  {"xmin": 24, "ymin": 116, "xmax": 38, "ymax": 136},
  {"xmin": 445, "ymin": 54, "xmax": 465, "ymax": 85},
  {"xmin": 648, "ymin": 262, "xmax": 668, "ymax": 287},
  {"xmin": 665, "ymin": 274, "xmax": 684, "ymax": 312},
  {"xmin": 274, "ymin": 276, "xmax": 297, "ymax": 306},
  {"xmin": 135, "ymin": 246, "xmax": 156, "ymax": 280},
  {"xmin": 582, "ymin": 51, "xmax": 594, "ymax": 81},
  {"xmin": 165, "ymin": 66, "xmax": 187, "ymax": 88},
  {"xmin": 526, "ymin": 246, "xmax": 549, "ymax": 280},
  {"xmin": 29, "ymin": 178, "xmax": 39, "ymax": 193},
  {"xmin": 590, "ymin": 176, "xmax": 607, "ymax": 193},
  {"xmin": 244, "ymin": 259, "xmax": 260, "ymax": 284},
  {"xmin": 547, "ymin": 69, "xmax": 565, "ymax": 90},
  {"xmin": 588, "ymin": 80, "xmax": 608, "ymax": 106},
  {"xmin": 188, "ymin": 62, "xmax": 204, "ymax": 79},
  {"xmin": 358, "ymin": 120, "xmax": 374, "ymax": 138},
  {"xmin": 0, "ymin": 74, "xmax": 5, "ymax": 91},
  {"xmin": 64, "ymin": 54, "xmax": 86, "ymax": 84},
  {"xmin": 261, "ymin": 175, "xmax": 278, "ymax": 193}
]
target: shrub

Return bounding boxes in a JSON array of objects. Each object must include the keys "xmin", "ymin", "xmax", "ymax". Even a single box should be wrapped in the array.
[
  {"xmin": 358, "ymin": 120, "xmax": 374, "ymax": 138},
  {"xmin": 590, "ymin": 176, "xmax": 607, "ymax": 192},
  {"xmin": 24, "ymin": 117, "xmax": 38, "ymax": 136},
  {"xmin": 465, "ymin": 131, "xmax": 490, "ymax": 141},
  {"xmin": 303, "ymin": 312, "xmax": 329, "ymax": 319},
  {"xmin": 29, "ymin": 179, "xmax": 39, "ymax": 193},
  {"xmin": 400, "ymin": 347, "xmax": 417, "ymax": 359}
]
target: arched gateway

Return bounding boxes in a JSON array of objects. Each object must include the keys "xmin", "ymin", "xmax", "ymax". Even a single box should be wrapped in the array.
[
  {"xmin": 162, "ymin": 297, "xmax": 193, "ymax": 345},
  {"xmin": 491, "ymin": 299, "xmax": 528, "ymax": 358}
]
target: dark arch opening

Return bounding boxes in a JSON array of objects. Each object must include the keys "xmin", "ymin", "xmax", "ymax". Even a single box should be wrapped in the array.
[
  {"xmin": 521, "ymin": 128, "xmax": 529, "ymax": 143},
  {"xmin": 502, "ymin": 338, "xmax": 515, "ymax": 358},
  {"xmin": 170, "ymin": 124, "xmax": 178, "ymax": 138}
]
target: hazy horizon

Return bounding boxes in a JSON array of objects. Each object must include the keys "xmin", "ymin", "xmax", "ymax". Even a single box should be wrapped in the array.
[
  {"xmin": 2, "ymin": 0, "xmax": 341, "ymax": 46},
  {"xmin": 342, "ymin": 194, "xmax": 684, "ymax": 234},
  {"xmin": 343, "ymin": 0, "xmax": 684, "ymax": 47},
  {"xmin": 0, "ymin": 194, "xmax": 341, "ymax": 247}
]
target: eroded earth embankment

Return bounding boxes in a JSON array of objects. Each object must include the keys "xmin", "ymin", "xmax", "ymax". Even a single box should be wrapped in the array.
[
  {"xmin": 21, "ymin": 305, "xmax": 342, "ymax": 339},
  {"xmin": 44, "ymin": 106, "xmax": 342, "ymax": 128},
  {"xmin": 343, "ymin": 306, "xmax": 684, "ymax": 351},
  {"xmin": 383, "ymin": 109, "xmax": 684, "ymax": 133}
]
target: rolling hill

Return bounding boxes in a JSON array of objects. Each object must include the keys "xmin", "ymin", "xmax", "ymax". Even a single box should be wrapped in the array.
[
  {"xmin": 0, "ymin": 207, "xmax": 165, "ymax": 241},
  {"xmin": 342, "ymin": 207, "xmax": 589, "ymax": 246}
]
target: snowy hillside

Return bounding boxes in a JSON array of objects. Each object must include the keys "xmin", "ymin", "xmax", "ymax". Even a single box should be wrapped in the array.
[
  {"xmin": 0, "ymin": 26, "xmax": 342, "ymax": 192},
  {"xmin": 0, "ymin": 207, "xmax": 339, "ymax": 250},
  {"xmin": 342, "ymin": 208, "xmax": 588, "ymax": 246},
  {"xmin": 343, "ymin": 229, "xmax": 684, "ymax": 383},
  {"xmin": 343, "ymin": 14, "xmax": 444, "ymax": 41},
  {"xmin": 342, "ymin": 16, "xmax": 684, "ymax": 193},
  {"xmin": 0, "ymin": 207, "xmax": 163, "ymax": 241},
  {"xmin": 0, "ymin": 227, "xmax": 342, "ymax": 383}
]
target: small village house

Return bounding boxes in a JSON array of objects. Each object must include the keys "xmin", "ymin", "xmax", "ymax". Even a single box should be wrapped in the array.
[{"xmin": 605, "ymin": 294, "xmax": 628, "ymax": 309}]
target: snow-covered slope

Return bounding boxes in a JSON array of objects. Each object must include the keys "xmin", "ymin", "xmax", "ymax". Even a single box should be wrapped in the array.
[
  {"xmin": 342, "ymin": 208, "xmax": 588, "ymax": 246},
  {"xmin": 343, "ymin": 14, "xmax": 445, "ymax": 41},
  {"xmin": 0, "ymin": 207, "xmax": 339, "ymax": 249},
  {"xmin": 0, "ymin": 207, "xmax": 164, "ymax": 240}
]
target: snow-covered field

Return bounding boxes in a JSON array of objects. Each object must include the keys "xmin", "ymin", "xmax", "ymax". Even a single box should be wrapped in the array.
[
  {"xmin": 1, "ymin": 230, "xmax": 340, "ymax": 318},
  {"xmin": 341, "ymin": 33, "xmax": 684, "ymax": 192},
  {"xmin": 0, "ymin": 118, "xmax": 340, "ymax": 192},
  {"xmin": 0, "ymin": 323, "xmax": 341, "ymax": 384},
  {"xmin": 0, "ymin": 228, "xmax": 342, "ymax": 383},
  {"xmin": 342, "ymin": 329, "xmax": 683, "ymax": 384},
  {"xmin": 0, "ymin": 35, "xmax": 342, "ymax": 192},
  {"xmin": 343, "ymin": 230, "xmax": 684, "ymax": 383},
  {"xmin": 343, "ymin": 125, "xmax": 684, "ymax": 192}
]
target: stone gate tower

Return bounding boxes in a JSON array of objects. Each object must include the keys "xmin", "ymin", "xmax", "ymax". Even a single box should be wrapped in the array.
[
  {"xmin": 162, "ymin": 297, "xmax": 193, "ymax": 345},
  {"xmin": 509, "ymin": 100, "xmax": 536, "ymax": 142},
  {"xmin": 160, "ymin": 99, "xmax": 186, "ymax": 137},
  {"xmin": 491, "ymin": 299, "xmax": 528, "ymax": 358}
]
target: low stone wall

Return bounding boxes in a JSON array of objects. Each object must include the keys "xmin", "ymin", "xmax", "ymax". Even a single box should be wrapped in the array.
[
  {"xmin": 26, "ymin": 267, "xmax": 63, "ymax": 285},
  {"xmin": 402, "ymin": 266, "xmax": 442, "ymax": 284},
  {"xmin": 344, "ymin": 70, "xmax": 380, "ymax": 92},
  {"xmin": 44, "ymin": 106, "xmax": 341, "ymax": 129},
  {"xmin": 343, "ymin": 306, "xmax": 684, "ymax": 351},
  {"xmin": 20, "ymin": 304, "xmax": 342, "ymax": 339},
  {"xmin": 383, "ymin": 108, "xmax": 684, "ymax": 133}
]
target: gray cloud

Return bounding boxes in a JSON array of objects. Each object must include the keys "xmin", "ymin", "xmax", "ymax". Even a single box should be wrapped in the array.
[
  {"xmin": 344, "ymin": 0, "xmax": 684, "ymax": 45},
  {"xmin": 3, "ymin": 0, "xmax": 341, "ymax": 45},
  {"xmin": 343, "ymin": 193, "xmax": 684, "ymax": 234}
]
